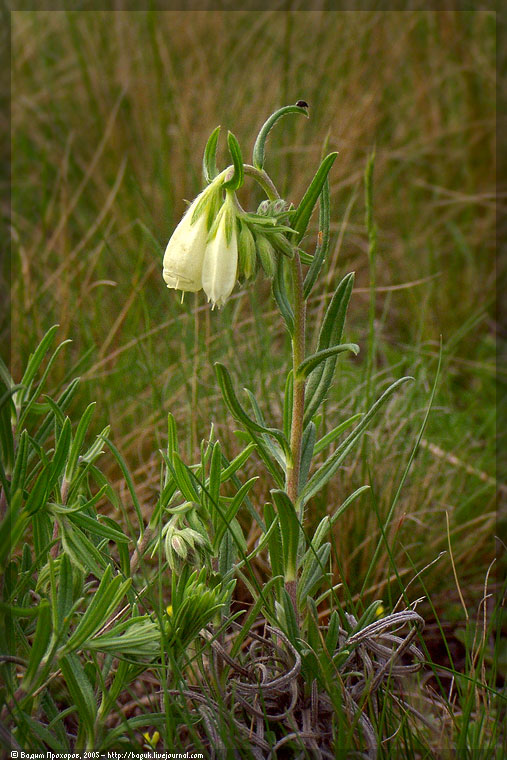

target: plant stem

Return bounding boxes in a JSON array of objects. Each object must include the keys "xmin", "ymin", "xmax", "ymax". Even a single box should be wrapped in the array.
[{"xmin": 285, "ymin": 252, "xmax": 306, "ymax": 615}]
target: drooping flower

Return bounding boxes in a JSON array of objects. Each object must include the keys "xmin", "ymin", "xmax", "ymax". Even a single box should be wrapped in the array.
[
  {"xmin": 162, "ymin": 182, "xmax": 221, "ymax": 294},
  {"xmin": 202, "ymin": 194, "xmax": 238, "ymax": 309}
]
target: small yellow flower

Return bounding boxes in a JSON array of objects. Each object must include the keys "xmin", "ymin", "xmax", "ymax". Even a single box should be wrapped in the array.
[
  {"xmin": 375, "ymin": 604, "xmax": 385, "ymax": 618},
  {"xmin": 166, "ymin": 605, "xmax": 173, "ymax": 616},
  {"xmin": 143, "ymin": 730, "xmax": 160, "ymax": 748}
]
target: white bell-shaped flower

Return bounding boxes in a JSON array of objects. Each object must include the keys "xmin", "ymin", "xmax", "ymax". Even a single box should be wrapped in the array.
[
  {"xmin": 202, "ymin": 196, "xmax": 238, "ymax": 309},
  {"xmin": 163, "ymin": 187, "xmax": 215, "ymax": 293}
]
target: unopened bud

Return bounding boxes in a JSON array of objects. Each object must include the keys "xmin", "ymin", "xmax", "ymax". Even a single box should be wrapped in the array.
[
  {"xmin": 238, "ymin": 223, "xmax": 257, "ymax": 280},
  {"xmin": 270, "ymin": 232, "xmax": 294, "ymax": 259},
  {"xmin": 256, "ymin": 234, "xmax": 276, "ymax": 278},
  {"xmin": 257, "ymin": 200, "xmax": 271, "ymax": 216}
]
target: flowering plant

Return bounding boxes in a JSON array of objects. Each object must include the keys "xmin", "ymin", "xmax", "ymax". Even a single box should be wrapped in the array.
[{"xmin": 160, "ymin": 102, "xmax": 418, "ymax": 637}]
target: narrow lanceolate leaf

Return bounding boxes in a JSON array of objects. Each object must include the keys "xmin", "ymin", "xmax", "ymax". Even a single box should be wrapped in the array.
[
  {"xmin": 61, "ymin": 566, "xmax": 131, "ymax": 655},
  {"xmin": 299, "ymin": 422, "xmax": 316, "ymax": 497},
  {"xmin": 56, "ymin": 553, "xmax": 74, "ymax": 631},
  {"xmin": 11, "ymin": 429, "xmax": 28, "ymax": 494},
  {"xmin": 252, "ymin": 103, "xmax": 309, "ymax": 170},
  {"xmin": 0, "ymin": 492, "xmax": 27, "ymax": 562},
  {"xmin": 49, "ymin": 417, "xmax": 72, "ymax": 490},
  {"xmin": 18, "ymin": 324, "xmax": 60, "ymax": 408},
  {"xmin": 104, "ymin": 437, "xmax": 144, "ymax": 533},
  {"xmin": 273, "ymin": 255, "xmax": 295, "ymax": 335},
  {"xmin": 220, "ymin": 443, "xmax": 256, "ymax": 482},
  {"xmin": 69, "ymin": 511, "xmax": 130, "ymax": 544},
  {"xmin": 60, "ymin": 520, "xmax": 107, "ymax": 576},
  {"xmin": 328, "ymin": 485, "xmax": 370, "ymax": 527},
  {"xmin": 25, "ymin": 465, "xmax": 50, "ymax": 515},
  {"xmin": 283, "ymin": 371, "xmax": 294, "ymax": 442},
  {"xmin": 23, "ymin": 599, "xmax": 52, "ymax": 690},
  {"xmin": 264, "ymin": 502, "xmax": 284, "ymax": 583},
  {"xmin": 313, "ymin": 413, "xmax": 363, "ymax": 455},
  {"xmin": 18, "ymin": 338, "xmax": 72, "ymax": 428},
  {"xmin": 297, "ymin": 542, "xmax": 331, "ymax": 606},
  {"xmin": 281, "ymin": 588, "xmax": 300, "ymax": 646},
  {"xmin": 223, "ymin": 131, "xmax": 244, "ymax": 191},
  {"xmin": 244, "ymin": 388, "xmax": 287, "ymax": 469},
  {"xmin": 292, "ymin": 152, "xmax": 338, "ymax": 243},
  {"xmin": 300, "ymin": 377, "xmax": 413, "ymax": 506},
  {"xmin": 271, "ymin": 490, "xmax": 300, "ymax": 582},
  {"xmin": 207, "ymin": 441, "xmax": 222, "ymax": 530},
  {"xmin": 230, "ymin": 575, "xmax": 282, "ymax": 658},
  {"xmin": 65, "ymin": 402, "xmax": 96, "ymax": 483},
  {"xmin": 203, "ymin": 125, "xmax": 221, "ymax": 183},
  {"xmin": 296, "ymin": 344, "xmax": 359, "ymax": 381},
  {"xmin": 304, "ymin": 272, "xmax": 355, "ymax": 425},
  {"xmin": 59, "ymin": 653, "xmax": 97, "ymax": 740},
  {"xmin": 214, "ymin": 363, "xmax": 290, "ymax": 460},
  {"xmin": 213, "ymin": 476, "xmax": 258, "ymax": 550},
  {"xmin": 304, "ymin": 176, "xmax": 330, "ymax": 298}
]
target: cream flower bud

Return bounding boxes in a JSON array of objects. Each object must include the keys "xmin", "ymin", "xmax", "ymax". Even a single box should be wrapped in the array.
[
  {"xmin": 202, "ymin": 197, "xmax": 238, "ymax": 309},
  {"xmin": 163, "ymin": 186, "xmax": 217, "ymax": 293}
]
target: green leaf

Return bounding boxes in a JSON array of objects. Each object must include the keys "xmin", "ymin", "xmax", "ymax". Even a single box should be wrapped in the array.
[
  {"xmin": 271, "ymin": 490, "xmax": 300, "ymax": 582},
  {"xmin": 18, "ymin": 339, "xmax": 72, "ymax": 429},
  {"xmin": 304, "ymin": 175, "xmax": 330, "ymax": 298},
  {"xmin": 56, "ymin": 553, "xmax": 74, "ymax": 631},
  {"xmin": 64, "ymin": 402, "xmax": 95, "ymax": 483},
  {"xmin": 325, "ymin": 610, "xmax": 340, "ymax": 655},
  {"xmin": 222, "ymin": 131, "xmax": 244, "ymax": 191},
  {"xmin": 22, "ymin": 599, "xmax": 52, "ymax": 690},
  {"xmin": 84, "ymin": 616, "xmax": 160, "ymax": 658},
  {"xmin": 18, "ymin": 325, "xmax": 60, "ymax": 408},
  {"xmin": 213, "ymin": 476, "xmax": 258, "ymax": 550},
  {"xmin": 49, "ymin": 417, "xmax": 72, "ymax": 490},
  {"xmin": 304, "ymin": 272, "xmax": 355, "ymax": 424},
  {"xmin": 220, "ymin": 443, "xmax": 256, "ymax": 482},
  {"xmin": 244, "ymin": 388, "xmax": 287, "ymax": 469},
  {"xmin": 281, "ymin": 588, "xmax": 300, "ymax": 645},
  {"xmin": 31, "ymin": 378, "xmax": 80, "ymax": 455},
  {"xmin": 60, "ymin": 519, "xmax": 107, "ymax": 576},
  {"xmin": 207, "ymin": 441, "xmax": 222, "ymax": 531},
  {"xmin": 69, "ymin": 511, "xmax": 130, "ymax": 544},
  {"xmin": 328, "ymin": 485, "xmax": 370, "ymax": 527},
  {"xmin": 11, "ymin": 429, "xmax": 29, "ymax": 494},
  {"xmin": 313, "ymin": 413, "xmax": 363, "ymax": 455},
  {"xmin": 301, "ymin": 377, "xmax": 412, "ymax": 505},
  {"xmin": 202, "ymin": 125, "xmax": 221, "ymax": 183},
  {"xmin": 298, "ymin": 542, "xmax": 331, "ymax": 607},
  {"xmin": 25, "ymin": 465, "xmax": 51, "ymax": 515},
  {"xmin": 292, "ymin": 153, "xmax": 337, "ymax": 243},
  {"xmin": 230, "ymin": 575, "xmax": 283, "ymax": 658},
  {"xmin": 214, "ymin": 363, "xmax": 290, "ymax": 460},
  {"xmin": 252, "ymin": 104, "xmax": 309, "ymax": 170},
  {"xmin": 59, "ymin": 653, "xmax": 96, "ymax": 742},
  {"xmin": 50, "ymin": 484, "xmax": 108, "ymax": 515},
  {"xmin": 273, "ymin": 255, "xmax": 295, "ymax": 335},
  {"xmin": 297, "ymin": 343, "xmax": 359, "ymax": 381},
  {"xmin": 299, "ymin": 421, "xmax": 316, "ymax": 496},
  {"xmin": 104, "ymin": 437, "xmax": 144, "ymax": 535},
  {"xmin": 61, "ymin": 566, "xmax": 131, "ymax": 655},
  {"xmin": 282, "ymin": 371, "xmax": 294, "ymax": 442},
  {"xmin": 264, "ymin": 502, "xmax": 284, "ymax": 585},
  {"xmin": 163, "ymin": 451, "xmax": 200, "ymax": 503}
]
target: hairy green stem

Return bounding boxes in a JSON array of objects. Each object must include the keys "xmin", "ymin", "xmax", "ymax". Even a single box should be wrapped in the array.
[{"xmin": 285, "ymin": 252, "xmax": 306, "ymax": 616}]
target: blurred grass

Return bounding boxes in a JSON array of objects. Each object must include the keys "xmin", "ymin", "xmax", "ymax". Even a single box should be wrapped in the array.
[{"xmin": 8, "ymin": 8, "xmax": 499, "ymax": 650}]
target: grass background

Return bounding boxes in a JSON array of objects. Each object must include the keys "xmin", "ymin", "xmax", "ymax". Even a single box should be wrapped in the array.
[{"xmin": 8, "ymin": 6, "xmax": 501, "ymax": 707}]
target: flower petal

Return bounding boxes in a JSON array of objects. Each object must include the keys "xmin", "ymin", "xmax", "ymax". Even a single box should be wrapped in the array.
[{"xmin": 202, "ymin": 212, "xmax": 238, "ymax": 308}]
